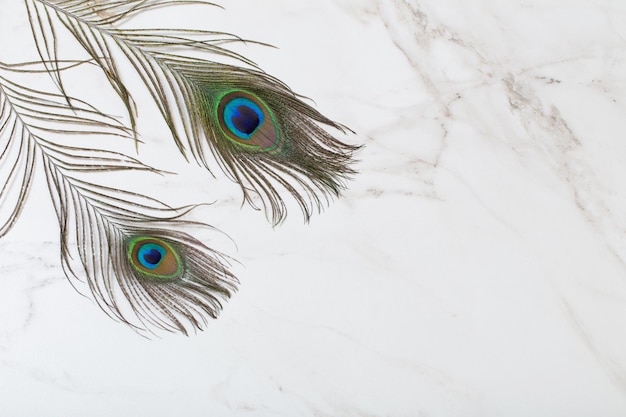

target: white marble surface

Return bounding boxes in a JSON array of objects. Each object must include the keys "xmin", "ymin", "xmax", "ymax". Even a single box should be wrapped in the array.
[{"xmin": 2, "ymin": 0, "xmax": 626, "ymax": 415}]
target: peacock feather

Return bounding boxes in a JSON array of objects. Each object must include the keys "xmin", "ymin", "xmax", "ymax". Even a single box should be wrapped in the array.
[
  {"xmin": 0, "ymin": 60, "xmax": 237, "ymax": 335},
  {"xmin": 25, "ymin": 0, "xmax": 360, "ymax": 224},
  {"xmin": 51, "ymin": 177, "xmax": 238, "ymax": 335}
]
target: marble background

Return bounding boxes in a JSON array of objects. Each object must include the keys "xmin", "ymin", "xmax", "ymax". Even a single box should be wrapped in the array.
[{"xmin": 2, "ymin": 0, "xmax": 626, "ymax": 415}]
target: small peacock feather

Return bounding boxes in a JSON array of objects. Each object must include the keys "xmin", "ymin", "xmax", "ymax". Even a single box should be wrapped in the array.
[
  {"xmin": 47, "ymin": 163, "xmax": 240, "ymax": 335},
  {"xmin": 97, "ymin": 222, "xmax": 237, "ymax": 334}
]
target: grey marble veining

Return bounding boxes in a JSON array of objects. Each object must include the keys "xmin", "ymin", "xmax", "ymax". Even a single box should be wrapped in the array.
[{"xmin": 2, "ymin": 1, "xmax": 626, "ymax": 416}]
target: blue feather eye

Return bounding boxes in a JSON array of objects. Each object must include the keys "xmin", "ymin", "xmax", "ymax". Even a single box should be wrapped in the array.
[
  {"xmin": 138, "ymin": 243, "xmax": 166, "ymax": 269},
  {"xmin": 217, "ymin": 91, "xmax": 278, "ymax": 150},
  {"xmin": 223, "ymin": 98, "xmax": 264, "ymax": 138},
  {"xmin": 129, "ymin": 237, "xmax": 182, "ymax": 279}
]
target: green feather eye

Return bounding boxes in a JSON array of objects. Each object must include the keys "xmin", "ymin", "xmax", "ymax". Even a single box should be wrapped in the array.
[
  {"xmin": 129, "ymin": 237, "xmax": 182, "ymax": 279},
  {"xmin": 217, "ymin": 90, "xmax": 278, "ymax": 150}
]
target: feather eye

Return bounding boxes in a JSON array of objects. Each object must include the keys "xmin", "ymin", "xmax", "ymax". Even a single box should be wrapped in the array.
[
  {"xmin": 216, "ymin": 90, "xmax": 277, "ymax": 150},
  {"xmin": 129, "ymin": 237, "xmax": 183, "ymax": 279}
]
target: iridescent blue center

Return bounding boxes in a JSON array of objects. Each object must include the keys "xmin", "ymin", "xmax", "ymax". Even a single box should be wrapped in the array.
[
  {"xmin": 137, "ymin": 243, "xmax": 166, "ymax": 270},
  {"xmin": 223, "ymin": 98, "xmax": 264, "ymax": 139}
]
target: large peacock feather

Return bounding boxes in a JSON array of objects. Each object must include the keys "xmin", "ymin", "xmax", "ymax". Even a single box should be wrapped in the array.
[
  {"xmin": 26, "ymin": 0, "xmax": 360, "ymax": 224},
  {"xmin": 0, "ymin": 60, "xmax": 237, "ymax": 335}
]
